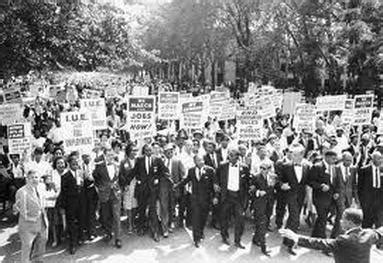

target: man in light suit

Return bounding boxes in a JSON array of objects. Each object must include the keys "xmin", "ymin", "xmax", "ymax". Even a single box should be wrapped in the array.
[
  {"xmin": 340, "ymin": 151, "xmax": 359, "ymax": 208},
  {"xmin": 15, "ymin": 170, "xmax": 48, "ymax": 263},
  {"xmin": 280, "ymin": 208, "xmax": 383, "ymax": 263},
  {"xmin": 163, "ymin": 144, "xmax": 186, "ymax": 235},
  {"xmin": 214, "ymin": 147, "xmax": 250, "ymax": 249},
  {"xmin": 93, "ymin": 148, "xmax": 122, "ymax": 248}
]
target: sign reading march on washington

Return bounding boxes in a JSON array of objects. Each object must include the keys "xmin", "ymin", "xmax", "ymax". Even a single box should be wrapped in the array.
[
  {"xmin": 158, "ymin": 92, "xmax": 180, "ymax": 120},
  {"xmin": 126, "ymin": 96, "xmax": 156, "ymax": 140},
  {"xmin": 60, "ymin": 111, "xmax": 94, "ymax": 154}
]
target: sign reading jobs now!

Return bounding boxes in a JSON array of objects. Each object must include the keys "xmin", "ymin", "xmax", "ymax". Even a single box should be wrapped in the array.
[
  {"xmin": 8, "ymin": 123, "xmax": 32, "ymax": 155},
  {"xmin": 126, "ymin": 96, "xmax": 156, "ymax": 140},
  {"xmin": 158, "ymin": 92, "xmax": 180, "ymax": 120},
  {"xmin": 236, "ymin": 107, "xmax": 263, "ymax": 140},
  {"xmin": 180, "ymin": 99, "xmax": 204, "ymax": 130},
  {"xmin": 293, "ymin": 104, "xmax": 316, "ymax": 133},
  {"xmin": 353, "ymin": 94, "xmax": 374, "ymax": 126},
  {"xmin": 61, "ymin": 111, "xmax": 94, "ymax": 154},
  {"xmin": 80, "ymin": 99, "xmax": 107, "ymax": 130}
]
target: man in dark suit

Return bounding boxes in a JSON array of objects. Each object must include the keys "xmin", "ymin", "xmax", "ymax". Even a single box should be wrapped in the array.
[
  {"xmin": 176, "ymin": 154, "xmax": 215, "ymax": 247},
  {"xmin": 309, "ymin": 150, "xmax": 343, "ymax": 239},
  {"xmin": 93, "ymin": 148, "xmax": 122, "ymax": 248},
  {"xmin": 279, "ymin": 144, "xmax": 310, "ymax": 255},
  {"xmin": 298, "ymin": 130, "xmax": 315, "ymax": 158},
  {"xmin": 203, "ymin": 140, "xmax": 222, "ymax": 229},
  {"xmin": 280, "ymin": 208, "xmax": 383, "ymax": 263},
  {"xmin": 133, "ymin": 144, "xmax": 168, "ymax": 242},
  {"xmin": 249, "ymin": 160, "xmax": 276, "ymax": 256},
  {"xmin": 340, "ymin": 151, "xmax": 359, "ymax": 208},
  {"xmin": 59, "ymin": 154, "xmax": 85, "ymax": 254},
  {"xmin": 358, "ymin": 151, "xmax": 383, "ymax": 229},
  {"xmin": 214, "ymin": 147, "xmax": 249, "ymax": 249}
]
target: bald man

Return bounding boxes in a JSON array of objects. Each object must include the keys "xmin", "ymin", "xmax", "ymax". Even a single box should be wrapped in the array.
[
  {"xmin": 358, "ymin": 151, "xmax": 383, "ymax": 228},
  {"xmin": 340, "ymin": 151, "xmax": 359, "ymax": 208}
]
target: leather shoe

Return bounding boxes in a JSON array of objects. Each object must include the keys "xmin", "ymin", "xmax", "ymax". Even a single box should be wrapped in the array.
[
  {"xmin": 287, "ymin": 247, "xmax": 297, "ymax": 256},
  {"xmin": 104, "ymin": 234, "xmax": 112, "ymax": 242},
  {"xmin": 115, "ymin": 239, "xmax": 122, "ymax": 249},
  {"xmin": 235, "ymin": 242, "xmax": 245, "ymax": 249},
  {"xmin": 261, "ymin": 245, "xmax": 270, "ymax": 256},
  {"xmin": 252, "ymin": 238, "xmax": 261, "ymax": 247},
  {"xmin": 69, "ymin": 246, "xmax": 76, "ymax": 255},
  {"xmin": 153, "ymin": 234, "xmax": 160, "ymax": 242},
  {"xmin": 194, "ymin": 240, "xmax": 200, "ymax": 248},
  {"xmin": 222, "ymin": 238, "xmax": 230, "ymax": 246},
  {"xmin": 163, "ymin": 231, "xmax": 169, "ymax": 238}
]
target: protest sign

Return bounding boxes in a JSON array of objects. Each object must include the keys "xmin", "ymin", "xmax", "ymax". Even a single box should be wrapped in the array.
[
  {"xmin": 353, "ymin": 94, "xmax": 374, "ymax": 126},
  {"xmin": 8, "ymin": 123, "xmax": 32, "ymax": 155},
  {"xmin": 208, "ymin": 91, "xmax": 230, "ymax": 119},
  {"xmin": 0, "ymin": 103, "xmax": 23, "ymax": 125},
  {"xmin": 126, "ymin": 96, "xmax": 156, "ymax": 140},
  {"xmin": 83, "ymin": 88, "xmax": 102, "ymax": 99},
  {"xmin": 341, "ymin": 99, "xmax": 355, "ymax": 126},
  {"xmin": 282, "ymin": 92, "xmax": 302, "ymax": 115},
  {"xmin": 236, "ymin": 107, "xmax": 263, "ymax": 140},
  {"xmin": 4, "ymin": 89, "xmax": 22, "ymax": 104},
  {"xmin": 158, "ymin": 92, "xmax": 180, "ymax": 120},
  {"xmin": 132, "ymin": 86, "xmax": 149, "ymax": 96},
  {"xmin": 180, "ymin": 99, "xmax": 204, "ymax": 131},
  {"xmin": 316, "ymin": 95, "xmax": 347, "ymax": 112},
  {"xmin": 219, "ymin": 99, "xmax": 237, "ymax": 121},
  {"xmin": 61, "ymin": 111, "xmax": 94, "ymax": 154},
  {"xmin": 293, "ymin": 103, "xmax": 316, "ymax": 133},
  {"xmin": 80, "ymin": 98, "xmax": 107, "ymax": 130}
]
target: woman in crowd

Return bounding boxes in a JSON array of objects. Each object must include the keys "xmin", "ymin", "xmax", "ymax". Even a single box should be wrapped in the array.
[{"xmin": 119, "ymin": 143, "xmax": 138, "ymax": 233}]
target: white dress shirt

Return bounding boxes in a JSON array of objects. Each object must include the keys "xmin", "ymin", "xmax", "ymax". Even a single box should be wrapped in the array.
[
  {"xmin": 294, "ymin": 163, "xmax": 303, "ymax": 183},
  {"xmin": 107, "ymin": 164, "xmax": 115, "ymax": 180},
  {"xmin": 145, "ymin": 156, "xmax": 151, "ymax": 175},
  {"xmin": 372, "ymin": 165, "xmax": 381, "ymax": 189},
  {"xmin": 227, "ymin": 163, "xmax": 240, "ymax": 192},
  {"xmin": 341, "ymin": 164, "xmax": 350, "ymax": 182},
  {"xmin": 221, "ymin": 148, "xmax": 228, "ymax": 162}
]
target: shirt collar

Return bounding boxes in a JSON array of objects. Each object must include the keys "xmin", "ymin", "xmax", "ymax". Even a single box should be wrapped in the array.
[{"xmin": 345, "ymin": 226, "xmax": 362, "ymax": 235}]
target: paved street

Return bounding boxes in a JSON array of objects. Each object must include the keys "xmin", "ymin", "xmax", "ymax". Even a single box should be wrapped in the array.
[{"xmin": 1, "ymin": 215, "xmax": 382, "ymax": 263}]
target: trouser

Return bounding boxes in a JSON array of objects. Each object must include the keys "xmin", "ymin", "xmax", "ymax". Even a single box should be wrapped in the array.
[
  {"xmin": 100, "ymin": 196, "xmax": 121, "ymax": 241},
  {"xmin": 192, "ymin": 202, "xmax": 209, "ymax": 242},
  {"xmin": 312, "ymin": 201, "xmax": 332, "ymax": 238},
  {"xmin": 275, "ymin": 192, "xmax": 287, "ymax": 228},
  {"xmin": 220, "ymin": 192, "xmax": 244, "ymax": 243},
  {"xmin": 284, "ymin": 195, "xmax": 304, "ymax": 247},
  {"xmin": 19, "ymin": 220, "xmax": 47, "ymax": 263},
  {"xmin": 65, "ymin": 200, "xmax": 83, "ymax": 248},
  {"xmin": 253, "ymin": 197, "xmax": 273, "ymax": 246},
  {"xmin": 361, "ymin": 198, "xmax": 383, "ymax": 229},
  {"xmin": 84, "ymin": 187, "xmax": 98, "ymax": 236},
  {"xmin": 136, "ymin": 189, "xmax": 161, "ymax": 236},
  {"xmin": 330, "ymin": 199, "xmax": 345, "ymax": 238},
  {"xmin": 179, "ymin": 191, "xmax": 192, "ymax": 226},
  {"xmin": 170, "ymin": 188, "xmax": 183, "ymax": 225},
  {"xmin": 159, "ymin": 186, "xmax": 171, "ymax": 234}
]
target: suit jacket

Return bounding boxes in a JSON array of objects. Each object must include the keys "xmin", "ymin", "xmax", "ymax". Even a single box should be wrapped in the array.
[
  {"xmin": 177, "ymin": 166, "xmax": 214, "ymax": 205},
  {"xmin": 278, "ymin": 162, "xmax": 309, "ymax": 202},
  {"xmin": 15, "ymin": 184, "xmax": 48, "ymax": 232},
  {"xmin": 59, "ymin": 170, "xmax": 84, "ymax": 209},
  {"xmin": 358, "ymin": 165, "xmax": 383, "ymax": 207},
  {"xmin": 214, "ymin": 162, "xmax": 249, "ymax": 206},
  {"xmin": 308, "ymin": 161, "xmax": 342, "ymax": 207},
  {"xmin": 298, "ymin": 138, "xmax": 314, "ymax": 157},
  {"xmin": 339, "ymin": 165, "xmax": 359, "ymax": 205},
  {"xmin": 204, "ymin": 152, "xmax": 222, "ymax": 169},
  {"xmin": 297, "ymin": 227, "xmax": 383, "ymax": 263},
  {"xmin": 164, "ymin": 157, "xmax": 186, "ymax": 185},
  {"xmin": 133, "ymin": 156, "xmax": 167, "ymax": 199},
  {"xmin": 93, "ymin": 162, "xmax": 121, "ymax": 203},
  {"xmin": 249, "ymin": 172, "xmax": 275, "ymax": 210}
]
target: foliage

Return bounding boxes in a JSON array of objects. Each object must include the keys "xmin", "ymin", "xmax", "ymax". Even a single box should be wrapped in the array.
[{"xmin": 0, "ymin": 1, "xmax": 154, "ymax": 78}]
